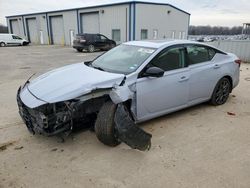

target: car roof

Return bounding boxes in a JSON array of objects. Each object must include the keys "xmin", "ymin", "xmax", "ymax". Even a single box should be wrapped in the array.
[{"xmin": 124, "ymin": 40, "xmax": 209, "ymax": 49}]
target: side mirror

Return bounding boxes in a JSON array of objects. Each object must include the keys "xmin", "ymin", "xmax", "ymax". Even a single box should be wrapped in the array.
[{"xmin": 143, "ymin": 67, "xmax": 164, "ymax": 78}]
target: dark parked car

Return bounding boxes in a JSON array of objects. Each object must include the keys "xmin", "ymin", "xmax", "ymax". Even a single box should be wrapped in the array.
[{"xmin": 73, "ymin": 33, "xmax": 116, "ymax": 52}]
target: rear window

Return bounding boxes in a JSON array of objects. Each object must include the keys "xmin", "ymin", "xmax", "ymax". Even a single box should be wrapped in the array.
[{"xmin": 75, "ymin": 35, "xmax": 85, "ymax": 40}]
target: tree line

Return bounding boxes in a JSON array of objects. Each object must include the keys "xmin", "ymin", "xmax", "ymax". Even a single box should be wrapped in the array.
[
  {"xmin": 0, "ymin": 24, "xmax": 8, "ymax": 33},
  {"xmin": 189, "ymin": 25, "xmax": 243, "ymax": 35}
]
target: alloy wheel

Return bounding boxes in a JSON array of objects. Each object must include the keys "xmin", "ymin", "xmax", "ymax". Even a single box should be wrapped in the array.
[{"xmin": 215, "ymin": 79, "xmax": 230, "ymax": 105}]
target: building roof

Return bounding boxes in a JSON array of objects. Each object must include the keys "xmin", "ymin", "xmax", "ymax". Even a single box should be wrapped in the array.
[{"xmin": 6, "ymin": 0, "xmax": 190, "ymax": 18}]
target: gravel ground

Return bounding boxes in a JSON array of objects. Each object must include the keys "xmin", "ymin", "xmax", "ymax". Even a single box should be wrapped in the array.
[{"xmin": 0, "ymin": 45, "xmax": 250, "ymax": 188}]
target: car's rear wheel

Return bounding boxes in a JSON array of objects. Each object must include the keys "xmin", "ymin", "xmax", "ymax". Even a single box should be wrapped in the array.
[
  {"xmin": 210, "ymin": 77, "xmax": 231, "ymax": 105},
  {"xmin": 0, "ymin": 42, "xmax": 6, "ymax": 47},
  {"xmin": 109, "ymin": 43, "xmax": 115, "ymax": 49},
  {"xmin": 76, "ymin": 48, "xmax": 83, "ymax": 52},
  {"xmin": 88, "ymin": 45, "xmax": 95, "ymax": 53},
  {"xmin": 95, "ymin": 101, "xmax": 121, "ymax": 147}
]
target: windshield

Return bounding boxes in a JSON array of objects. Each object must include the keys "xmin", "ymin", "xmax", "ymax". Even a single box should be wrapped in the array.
[{"xmin": 91, "ymin": 44, "xmax": 156, "ymax": 74}]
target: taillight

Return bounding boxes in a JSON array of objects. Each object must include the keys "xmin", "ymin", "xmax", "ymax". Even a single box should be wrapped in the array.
[{"xmin": 235, "ymin": 59, "xmax": 242, "ymax": 67}]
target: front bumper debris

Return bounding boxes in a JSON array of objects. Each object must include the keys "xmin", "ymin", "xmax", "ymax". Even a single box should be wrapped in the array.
[
  {"xmin": 17, "ymin": 87, "xmax": 72, "ymax": 136},
  {"xmin": 114, "ymin": 104, "xmax": 152, "ymax": 151}
]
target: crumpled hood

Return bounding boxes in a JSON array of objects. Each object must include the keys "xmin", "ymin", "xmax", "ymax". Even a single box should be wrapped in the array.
[{"xmin": 25, "ymin": 63, "xmax": 124, "ymax": 104}]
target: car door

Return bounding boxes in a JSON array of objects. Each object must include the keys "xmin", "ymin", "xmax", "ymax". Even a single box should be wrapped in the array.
[
  {"xmin": 136, "ymin": 46, "xmax": 190, "ymax": 122},
  {"xmin": 11, "ymin": 35, "xmax": 22, "ymax": 45},
  {"xmin": 8, "ymin": 35, "xmax": 16, "ymax": 45},
  {"xmin": 185, "ymin": 45, "xmax": 222, "ymax": 105},
  {"xmin": 95, "ymin": 34, "xmax": 107, "ymax": 48}
]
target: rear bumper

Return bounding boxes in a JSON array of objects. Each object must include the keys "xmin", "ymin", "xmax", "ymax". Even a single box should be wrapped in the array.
[
  {"xmin": 233, "ymin": 69, "xmax": 240, "ymax": 89},
  {"xmin": 73, "ymin": 43, "xmax": 88, "ymax": 50}
]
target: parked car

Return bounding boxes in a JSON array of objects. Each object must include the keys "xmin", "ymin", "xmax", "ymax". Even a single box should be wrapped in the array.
[
  {"xmin": 196, "ymin": 37, "xmax": 204, "ymax": 42},
  {"xmin": 17, "ymin": 40, "xmax": 240, "ymax": 151},
  {"xmin": 73, "ymin": 33, "xmax": 116, "ymax": 52},
  {"xmin": 0, "ymin": 33, "xmax": 29, "ymax": 47}
]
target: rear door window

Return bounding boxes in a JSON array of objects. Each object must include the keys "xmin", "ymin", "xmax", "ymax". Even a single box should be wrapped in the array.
[
  {"xmin": 76, "ymin": 35, "xmax": 85, "ymax": 40},
  {"xmin": 186, "ymin": 45, "xmax": 216, "ymax": 65},
  {"xmin": 95, "ymin": 34, "xmax": 101, "ymax": 41}
]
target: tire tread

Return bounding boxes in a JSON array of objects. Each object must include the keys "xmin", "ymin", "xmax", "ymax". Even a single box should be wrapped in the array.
[{"xmin": 95, "ymin": 101, "xmax": 120, "ymax": 146}]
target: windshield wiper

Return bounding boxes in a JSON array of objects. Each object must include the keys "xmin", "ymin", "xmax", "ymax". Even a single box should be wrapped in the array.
[{"xmin": 92, "ymin": 65, "xmax": 105, "ymax": 71}]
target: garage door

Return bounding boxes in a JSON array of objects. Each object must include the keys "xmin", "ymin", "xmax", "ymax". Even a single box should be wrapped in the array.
[
  {"xmin": 50, "ymin": 16, "xmax": 64, "ymax": 45},
  {"xmin": 26, "ymin": 18, "xmax": 38, "ymax": 44},
  {"xmin": 10, "ymin": 19, "xmax": 21, "ymax": 36},
  {"xmin": 81, "ymin": 12, "xmax": 100, "ymax": 33}
]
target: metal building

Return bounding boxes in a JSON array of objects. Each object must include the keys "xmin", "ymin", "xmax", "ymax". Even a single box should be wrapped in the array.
[{"xmin": 6, "ymin": 1, "xmax": 190, "ymax": 45}]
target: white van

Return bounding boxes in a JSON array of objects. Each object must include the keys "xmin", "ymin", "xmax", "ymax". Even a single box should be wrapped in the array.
[{"xmin": 0, "ymin": 33, "xmax": 29, "ymax": 47}]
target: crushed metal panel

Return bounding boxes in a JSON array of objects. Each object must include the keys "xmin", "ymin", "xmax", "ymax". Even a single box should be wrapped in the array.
[
  {"xmin": 114, "ymin": 104, "xmax": 152, "ymax": 151},
  {"xmin": 109, "ymin": 85, "xmax": 134, "ymax": 104}
]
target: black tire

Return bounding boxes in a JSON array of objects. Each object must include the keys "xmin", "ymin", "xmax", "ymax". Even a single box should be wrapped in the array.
[
  {"xmin": 88, "ymin": 45, "xmax": 95, "ymax": 53},
  {"xmin": 95, "ymin": 101, "xmax": 121, "ymax": 147},
  {"xmin": 22, "ymin": 42, "xmax": 29, "ymax": 46},
  {"xmin": 0, "ymin": 42, "xmax": 6, "ymax": 47},
  {"xmin": 210, "ymin": 77, "xmax": 231, "ymax": 106},
  {"xmin": 109, "ymin": 43, "xmax": 115, "ymax": 49},
  {"xmin": 76, "ymin": 48, "xmax": 83, "ymax": 52}
]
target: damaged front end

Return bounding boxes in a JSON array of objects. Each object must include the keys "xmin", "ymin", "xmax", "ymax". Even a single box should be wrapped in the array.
[
  {"xmin": 17, "ymin": 76, "xmax": 152, "ymax": 151},
  {"xmin": 17, "ymin": 87, "xmax": 107, "ymax": 136},
  {"xmin": 17, "ymin": 87, "xmax": 73, "ymax": 136}
]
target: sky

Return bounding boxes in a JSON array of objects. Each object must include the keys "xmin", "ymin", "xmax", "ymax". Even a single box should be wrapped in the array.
[{"xmin": 0, "ymin": 0, "xmax": 249, "ymax": 27}]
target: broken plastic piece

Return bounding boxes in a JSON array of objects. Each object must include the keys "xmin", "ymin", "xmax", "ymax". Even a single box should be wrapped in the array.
[
  {"xmin": 114, "ymin": 104, "xmax": 152, "ymax": 151},
  {"xmin": 109, "ymin": 85, "xmax": 134, "ymax": 104}
]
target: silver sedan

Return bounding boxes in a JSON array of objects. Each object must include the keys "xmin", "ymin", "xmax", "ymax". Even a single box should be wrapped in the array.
[{"xmin": 17, "ymin": 40, "xmax": 240, "ymax": 150}]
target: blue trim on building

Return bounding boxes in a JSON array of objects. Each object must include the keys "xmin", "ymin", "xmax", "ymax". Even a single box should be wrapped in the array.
[
  {"xmin": 133, "ymin": 3, "xmax": 136, "ymax": 40},
  {"xmin": 22, "ymin": 16, "xmax": 26, "ymax": 36},
  {"xmin": 48, "ymin": 16, "xmax": 54, "ymax": 44},
  {"xmin": 76, "ymin": 9, "xmax": 80, "ymax": 34},
  {"xmin": 187, "ymin": 15, "xmax": 190, "ymax": 39},
  {"xmin": 45, "ymin": 13, "xmax": 50, "ymax": 44},
  {"xmin": 129, "ymin": 3, "xmax": 131, "ymax": 41},
  {"xmin": 79, "ymin": 13, "xmax": 83, "ymax": 33},
  {"xmin": 25, "ymin": 19, "xmax": 30, "ymax": 41},
  {"xmin": 9, "ymin": 20, "xmax": 13, "ymax": 33},
  {"xmin": 5, "ymin": 1, "xmax": 190, "ymax": 18}
]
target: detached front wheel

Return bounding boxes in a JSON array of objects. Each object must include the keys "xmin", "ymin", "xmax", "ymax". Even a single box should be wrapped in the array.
[{"xmin": 95, "ymin": 101, "xmax": 121, "ymax": 147}]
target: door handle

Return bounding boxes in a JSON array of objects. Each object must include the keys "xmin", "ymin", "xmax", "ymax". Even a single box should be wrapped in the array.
[
  {"xmin": 214, "ymin": 64, "xmax": 221, "ymax": 69},
  {"xmin": 179, "ymin": 76, "xmax": 189, "ymax": 82}
]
